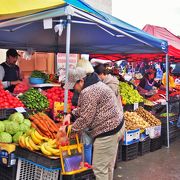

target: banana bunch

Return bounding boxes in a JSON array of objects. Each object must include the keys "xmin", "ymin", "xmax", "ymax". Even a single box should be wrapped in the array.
[{"xmin": 19, "ymin": 129, "xmax": 60, "ymax": 157}]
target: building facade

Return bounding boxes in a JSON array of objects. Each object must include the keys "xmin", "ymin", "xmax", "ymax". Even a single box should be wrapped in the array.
[{"xmin": 84, "ymin": 0, "xmax": 112, "ymax": 14}]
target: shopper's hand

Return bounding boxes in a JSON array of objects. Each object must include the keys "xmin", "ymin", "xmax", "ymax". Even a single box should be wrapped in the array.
[
  {"xmin": 10, "ymin": 80, "xmax": 22, "ymax": 85},
  {"xmin": 63, "ymin": 114, "xmax": 71, "ymax": 125}
]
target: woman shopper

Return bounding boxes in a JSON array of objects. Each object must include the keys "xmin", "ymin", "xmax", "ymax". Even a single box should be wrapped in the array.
[{"xmin": 63, "ymin": 67, "xmax": 124, "ymax": 180}]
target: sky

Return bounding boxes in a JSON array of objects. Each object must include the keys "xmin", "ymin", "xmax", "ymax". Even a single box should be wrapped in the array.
[{"xmin": 112, "ymin": 0, "xmax": 180, "ymax": 36}]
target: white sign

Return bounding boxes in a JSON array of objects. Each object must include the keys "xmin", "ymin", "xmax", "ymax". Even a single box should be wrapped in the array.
[
  {"xmin": 134, "ymin": 103, "xmax": 139, "ymax": 110},
  {"xmin": 57, "ymin": 53, "xmax": 79, "ymax": 82},
  {"xmin": 15, "ymin": 107, "xmax": 26, "ymax": 113}
]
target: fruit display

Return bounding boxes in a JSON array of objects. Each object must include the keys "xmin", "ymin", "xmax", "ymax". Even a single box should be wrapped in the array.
[
  {"xmin": 29, "ymin": 112, "xmax": 59, "ymax": 139},
  {"xmin": 0, "ymin": 88, "xmax": 24, "ymax": 108},
  {"xmin": 45, "ymin": 87, "xmax": 74, "ymax": 109},
  {"xmin": 124, "ymin": 111, "xmax": 150, "ymax": 130},
  {"xmin": 148, "ymin": 90, "xmax": 166, "ymax": 102},
  {"xmin": 0, "ymin": 112, "xmax": 31, "ymax": 143},
  {"xmin": 19, "ymin": 88, "xmax": 49, "ymax": 111},
  {"xmin": 170, "ymin": 91, "xmax": 180, "ymax": 97},
  {"xmin": 144, "ymin": 99, "xmax": 154, "ymax": 106},
  {"xmin": 160, "ymin": 113, "xmax": 175, "ymax": 117},
  {"xmin": 119, "ymin": 82, "xmax": 144, "ymax": 105},
  {"xmin": 135, "ymin": 107, "xmax": 161, "ymax": 126},
  {"xmin": 19, "ymin": 128, "xmax": 61, "ymax": 156},
  {"xmin": 13, "ymin": 82, "xmax": 29, "ymax": 94}
]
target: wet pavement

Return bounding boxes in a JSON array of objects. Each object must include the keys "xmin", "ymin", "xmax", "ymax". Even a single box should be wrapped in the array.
[{"xmin": 114, "ymin": 139, "xmax": 180, "ymax": 180}]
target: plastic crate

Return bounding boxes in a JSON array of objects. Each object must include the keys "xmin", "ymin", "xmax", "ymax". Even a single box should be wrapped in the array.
[
  {"xmin": 150, "ymin": 137, "xmax": 162, "ymax": 152},
  {"xmin": 16, "ymin": 158, "xmax": 60, "ymax": 180},
  {"xmin": 15, "ymin": 146, "xmax": 61, "ymax": 169},
  {"xmin": 61, "ymin": 168, "xmax": 95, "ymax": 180},
  {"xmin": 0, "ymin": 164, "xmax": 17, "ymax": 180},
  {"xmin": 0, "ymin": 108, "xmax": 29, "ymax": 120},
  {"xmin": 138, "ymin": 138, "xmax": 151, "ymax": 156},
  {"xmin": 122, "ymin": 143, "xmax": 138, "ymax": 161}
]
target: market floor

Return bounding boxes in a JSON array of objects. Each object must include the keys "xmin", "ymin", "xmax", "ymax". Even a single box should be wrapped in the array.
[{"xmin": 114, "ymin": 139, "xmax": 180, "ymax": 180}]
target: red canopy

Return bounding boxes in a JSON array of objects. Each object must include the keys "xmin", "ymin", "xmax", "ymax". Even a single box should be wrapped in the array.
[{"xmin": 90, "ymin": 24, "xmax": 180, "ymax": 62}]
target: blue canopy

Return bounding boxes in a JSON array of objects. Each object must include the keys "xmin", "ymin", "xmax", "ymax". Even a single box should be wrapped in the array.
[{"xmin": 0, "ymin": 0, "xmax": 168, "ymax": 54}]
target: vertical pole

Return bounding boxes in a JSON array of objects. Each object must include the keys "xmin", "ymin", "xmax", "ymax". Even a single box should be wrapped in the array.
[
  {"xmin": 64, "ymin": 15, "xmax": 71, "ymax": 113},
  {"xmin": 165, "ymin": 54, "xmax": 170, "ymax": 148}
]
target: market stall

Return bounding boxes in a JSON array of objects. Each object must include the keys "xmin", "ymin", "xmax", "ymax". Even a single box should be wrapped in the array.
[{"xmin": 0, "ymin": 0, "xmax": 170, "ymax": 179}]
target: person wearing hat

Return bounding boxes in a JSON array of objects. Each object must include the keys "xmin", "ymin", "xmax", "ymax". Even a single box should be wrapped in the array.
[
  {"xmin": 137, "ymin": 68, "xmax": 162, "ymax": 94},
  {"xmin": 62, "ymin": 67, "xmax": 124, "ymax": 180},
  {"xmin": 0, "ymin": 49, "xmax": 21, "ymax": 92}
]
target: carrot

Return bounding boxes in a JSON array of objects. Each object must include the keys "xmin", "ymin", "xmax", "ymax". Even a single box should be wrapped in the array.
[
  {"xmin": 31, "ymin": 122, "xmax": 37, "ymax": 129},
  {"xmin": 38, "ymin": 112, "xmax": 58, "ymax": 132}
]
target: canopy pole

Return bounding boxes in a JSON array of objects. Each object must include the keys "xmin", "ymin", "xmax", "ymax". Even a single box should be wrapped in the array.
[
  {"xmin": 64, "ymin": 14, "xmax": 71, "ymax": 114},
  {"xmin": 165, "ymin": 54, "xmax": 170, "ymax": 148}
]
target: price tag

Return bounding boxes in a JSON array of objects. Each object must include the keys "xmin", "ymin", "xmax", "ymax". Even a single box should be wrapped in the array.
[
  {"xmin": 15, "ymin": 107, "xmax": 26, "ymax": 113},
  {"xmin": 134, "ymin": 103, "xmax": 139, "ymax": 110}
]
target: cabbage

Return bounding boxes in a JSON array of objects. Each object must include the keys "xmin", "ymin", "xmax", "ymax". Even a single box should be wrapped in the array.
[
  {"xmin": 0, "ymin": 132, "xmax": 12, "ymax": 143},
  {"xmin": 23, "ymin": 119, "xmax": 31, "ymax": 127},
  {"xmin": 8, "ymin": 112, "xmax": 24, "ymax": 124},
  {"xmin": 0, "ymin": 121, "xmax": 5, "ymax": 132},
  {"xmin": 19, "ymin": 123, "xmax": 30, "ymax": 133},
  {"xmin": 12, "ymin": 131, "xmax": 24, "ymax": 143},
  {"xmin": 5, "ymin": 122, "xmax": 20, "ymax": 135}
]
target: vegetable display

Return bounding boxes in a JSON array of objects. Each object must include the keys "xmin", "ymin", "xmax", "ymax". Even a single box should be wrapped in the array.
[
  {"xmin": 19, "ymin": 88, "xmax": 49, "ymax": 112},
  {"xmin": 124, "ymin": 111, "xmax": 150, "ymax": 130},
  {"xmin": 45, "ymin": 87, "xmax": 74, "ymax": 109},
  {"xmin": 0, "ymin": 88, "xmax": 24, "ymax": 108},
  {"xmin": 135, "ymin": 107, "xmax": 161, "ymax": 126},
  {"xmin": 119, "ymin": 82, "xmax": 144, "ymax": 105},
  {"xmin": 30, "ymin": 70, "xmax": 48, "ymax": 80},
  {"xmin": 0, "ymin": 112, "xmax": 31, "ymax": 143},
  {"xmin": 29, "ymin": 112, "xmax": 59, "ymax": 139}
]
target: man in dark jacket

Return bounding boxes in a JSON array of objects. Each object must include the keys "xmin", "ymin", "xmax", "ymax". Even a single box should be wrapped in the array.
[{"xmin": 0, "ymin": 49, "xmax": 21, "ymax": 92}]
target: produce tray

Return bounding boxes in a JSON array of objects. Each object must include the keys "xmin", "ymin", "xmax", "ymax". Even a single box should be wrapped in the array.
[
  {"xmin": 138, "ymin": 138, "xmax": 151, "ymax": 156},
  {"xmin": 150, "ymin": 137, "xmax": 162, "ymax": 152},
  {"xmin": 0, "ymin": 108, "xmax": 29, "ymax": 120},
  {"xmin": 15, "ymin": 146, "xmax": 61, "ymax": 169},
  {"xmin": 61, "ymin": 169, "xmax": 95, "ymax": 180},
  {"xmin": 159, "ymin": 115, "xmax": 178, "ymax": 124},
  {"xmin": 0, "ymin": 164, "xmax": 17, "ymax": 180},
  {"xmin": 122, "ymin": 143, "xmax": 138, "ymax": 161}
]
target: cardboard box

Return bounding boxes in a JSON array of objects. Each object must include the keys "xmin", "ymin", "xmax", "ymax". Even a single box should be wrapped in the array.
[
  {"xmin": 124, "ymin": 129, "xmax": 140, "ymax": 145},
  {"xmin": 0, "ymin": 143, "xmax": 16, "ymax": 167}
]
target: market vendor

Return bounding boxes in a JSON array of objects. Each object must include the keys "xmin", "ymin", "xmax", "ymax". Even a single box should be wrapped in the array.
[
  {"xmin": 61, "ymin": 67, "xmax": 124, "ymax": 180},
  {"xmin": 162, "ymin": 67, "xmax": 176, "ymax": 89},
  {"xmin": 137, "ymin": 69, "xmax": 162, "ymax": 93},
  {"xmin": 0, "ymin": 49, "xmax": 21, "ymax": 92}
]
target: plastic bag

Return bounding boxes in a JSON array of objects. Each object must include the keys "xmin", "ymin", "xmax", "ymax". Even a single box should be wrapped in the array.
[{"xmin": 81, "ymin": 130, "xmax": 92, "ymax": 145}]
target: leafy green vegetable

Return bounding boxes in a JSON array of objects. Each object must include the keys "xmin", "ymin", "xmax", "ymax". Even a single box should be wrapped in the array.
[
  {"xmin": 5, "ymin": 122, "xmax": 20, "ymax": 135},
  {"xmin": 31, "ymin": 70, "xmax": 48, "ymax": 80},
  {"xmin": 160, "ymin": 113, "xmax": 175, "ymax": 117},
  {"xmin": 0, "ymin": 132, "xmax": 12, "ymax": 143},
  {"xmin": 119, "ymin": 82, "xmax": 144, "ymax": 104},
  {"xmin": 8, "ymin": 112, "xmax": 24, "ymax": 124},
  {"xmin": 12, "ymin": 131, "xmax": 24, "ymax": 143},
  {"xmin": 0, "ymin": 121, "xmax": 5, "ymax": 132},
  {"xmin": 19, "ymin": 123, "xmax": 30, "ymax": 133},
  {"xmin": 23, "ymin": 119, "xmax": 31, "ymax": 127}
]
